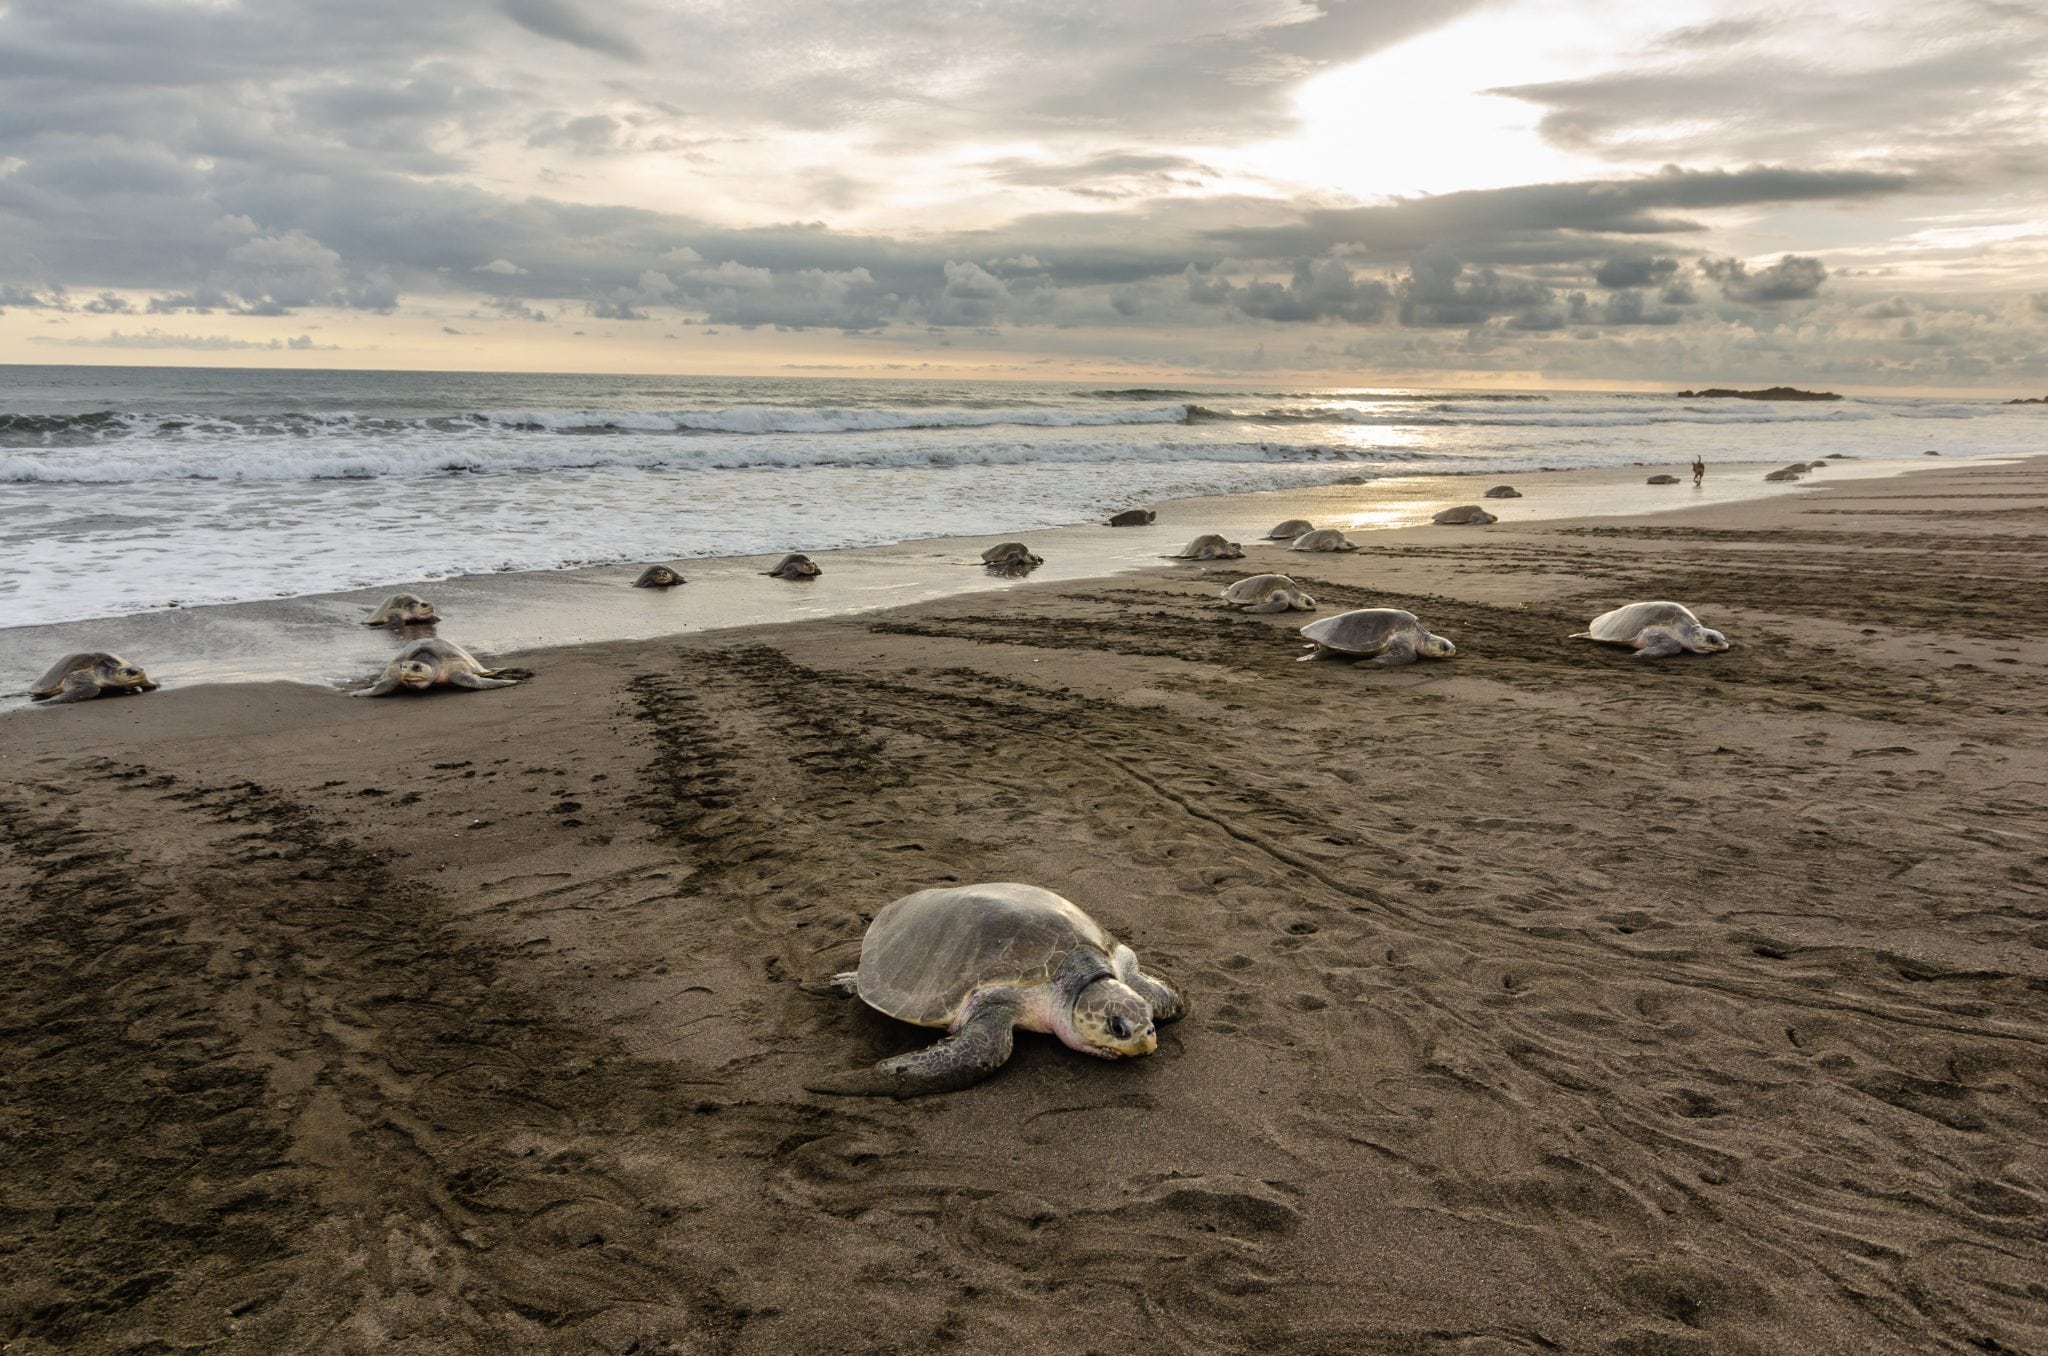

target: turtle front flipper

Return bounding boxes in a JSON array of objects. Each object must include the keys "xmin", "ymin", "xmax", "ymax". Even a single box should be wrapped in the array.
[
  {"xmin": 808, "ymin": 991, "xmax": 1023, "ymax": 1098},
  {"xmin": 1632, "ymin": 632, "xmax": 1685, "ymax": 659},
  {"xmin": 448, "ymin": 671, "xmax": 519, "ymax": 690},
  {"xmin": 1112, "ymin": 945, "xmax": 1185, "ymax": 1022},
  {"xmin": 356, "ymin": 673, "xmax": 404, "ymax": 697},
  {"xmin": 40, "ymin": 675, "xmax": 104, "ymax": 705},
  {"xmin": 1371, "ymin": 636, "xmax": 1419, "ymax": 667}
]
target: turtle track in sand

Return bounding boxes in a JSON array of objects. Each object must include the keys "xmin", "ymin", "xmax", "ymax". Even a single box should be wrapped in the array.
[
  {"xmin": 8, "ymin": 460, "xmax": 2048, "ymax": 1351},
  {"xmin": 0, "ymin": 762, "xmax": 749, "ymax": 1353},
  {"xmin": 609, "ymin": 613, "xmax": 2048, "ymax": 1353}
]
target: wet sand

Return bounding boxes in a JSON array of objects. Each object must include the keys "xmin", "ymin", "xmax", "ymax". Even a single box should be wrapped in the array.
[{"xmin": 3, "ymin": 456, "xmax": 2046, "ymax": 1354}]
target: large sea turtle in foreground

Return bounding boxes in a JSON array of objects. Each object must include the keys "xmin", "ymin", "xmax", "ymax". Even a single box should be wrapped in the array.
[
  {"xmin": 809, "ymin": 882, "xmax": 1184, "ymax": 1097},
  {"xmin": 767, "ymin": 553, "xmax": 822, "ymax": 579},
  {"xmin": 1165, "ymin": 534, "xmax": 1244, "ymax": 560},
  {"xmin": 29, "ymin": 652, "xmax": 158, "ymax": 704},
  {"xmin": 1287, "ymin": 528, "xmax": 1357, "ymax": 552},
  {"xmin": 1570, "ymin": 601, "xmax": 1729, "ymax": 659},
  {"xmin": 1265, "ymin": 518, "xmax": 1315, "ymax": 540},
  {"xmin": 1432, "ymin": 505, "xmax": 1497, "ymax": 525},
  {"xmin": 1221, "ymin": 574, "xmax": 1316, "ymax": 613},
  {"xmin": 980, "ymin": 542, "xmax": 1043, "ymax": 568},
  {"xmin": 633, "ymin": 565, "xmax": 685, "ymax": 588},
  {"xmin": 364, "ymin": 593, "xmax": 438, "ymax": 626},
  {"xmin": 1299, "ymin": 609, "xmax": 1455, "ymax": 665},
  {"xmin": 358, "ymin": 638, "xmax": 519, "ymax": 696}
]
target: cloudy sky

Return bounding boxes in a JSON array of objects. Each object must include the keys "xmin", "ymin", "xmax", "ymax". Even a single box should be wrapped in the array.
[{"xmin": 2, "ymin": 0, "xmax": 2044, "ymax": 390}]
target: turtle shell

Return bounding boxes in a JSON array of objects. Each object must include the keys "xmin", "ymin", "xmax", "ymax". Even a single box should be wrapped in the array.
[
  {"xmin": 1265, "ymin": 519, "xmax": 1314, "ymax": 539},
  {"xmin": 853, "ymin": 883, "xmax": 1115, "ymax": 1028},
  {"xmin": 1300, "ymin": 608, "xmax": 1421, "ymax": 656},
  {"xmin": 1221, "ymin": 573, "xmax": 1300, "ymax": 604},
  {"xmin": 1432, "ymin": 505, "xmax": 1497, "ymax": 525},
  {"xmin": 1581, "ymin": 601, "xmax": 1703, "ymax": 643},
  {"xmin": 1287, "ymin": 529, "xmax": 1356, "ymax": 552},
  {"xmin": 1171, "ymin": 533, "xmax": 1240, "ymax": 558},
  {"xmin": 397, "ymin": 637, "xmax": 495, "ymax": 674}
]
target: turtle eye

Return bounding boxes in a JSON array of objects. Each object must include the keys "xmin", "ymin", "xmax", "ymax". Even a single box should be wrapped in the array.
[{"xmin": 1108, "ymin": 1016, "xmax": 1131, "ymax": 1040}]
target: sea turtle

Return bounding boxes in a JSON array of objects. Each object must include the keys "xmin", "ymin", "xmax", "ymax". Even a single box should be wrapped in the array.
[
  {"xmin": 809, "ymin": 882, "xmax": 1185, "ymax": 1097},
  {"xmin": 1432, "ymin": 505, "xmax": 1497, "ymax": 525},
  {"xmin": 357, "ymin": 638, "xmax": 519, "ymax": 696},
  {"xmin": 767, "ymin": 553, "xmax": 822, "ymax": 579},
  {"xmin": 1221, "ymin": 574, "xmax": 1316, "ymax": 613},
  {"xmin": 1107, "ymin": 509, "xmax": 1156, "ymax": 527},
  {"xmin": 363, "ymin": 593, "xmax": 438, "ymax": 626},
  {"xmin": 28, "ymin": 652, "xmax": 158, "ymax": 704},
  {"xmin": 1287, "ymin": 528, "xmax": 1357, "ymax": 552},
  {"xmin": 1264, "ymin": 518, "xmax": 1315, "ymax": 540},
  {"xmin": 633, "ymin": 565, "xmax": 685, "ymax": 588},
  {"xmin": 1924, "ymin": 450, "xmax": 1941, "ymax": 456},
  {"xmin": 1299, "ymin": 609, "xmax": 1455, "ymax": 665},
  {"xmin": 1164, "ymin": 534, "xmax": 1244, "ymax": 560},
  {"xmin": 1483, "ymin": 486, "xmax": 1522, "ymax": 499},
  {"xmin": 981, "ymin": 542, "xmax": 1043, "ymax": 568},
  {"xmin": 1646, "ymin": 475, "xmax": 1681, "ymax": 485},
  {"xmin": 1763, "ymin": 466, "xmax": 1805, "ymax": 482},
  {"xmin": 1570, "ymin": 601, "xmax": 1729, "ymax": 659}
]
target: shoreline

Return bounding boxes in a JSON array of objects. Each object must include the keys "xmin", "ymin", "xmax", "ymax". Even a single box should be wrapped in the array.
[
  {"xmin": 5, "ymin": 452, "xmax": 2045, "ymax": 1351},
  {"xmin": 0, "ymin": 452, "xmax": 1969, "ymax": 707}
]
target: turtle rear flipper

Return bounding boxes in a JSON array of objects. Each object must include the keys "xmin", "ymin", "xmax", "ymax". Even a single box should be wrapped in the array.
[{"xmin": 808, "ymin": 991, "xmax": 1022, "ymax": 1098}]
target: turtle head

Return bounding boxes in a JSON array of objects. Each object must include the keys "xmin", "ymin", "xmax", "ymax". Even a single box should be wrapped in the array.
[
  {"xmin": 1420, "ymin": 632, "xmax": 1457, "ymax": 659},
  {"xmin": 1290, "ymin": 590, "xmax": 1316, "ymax": 611},
  {"xmin": 1068, "ymin": 976, "xmax": 1158, "ymax": 1059},
  {"xmin": 1683, "ymin": 623, "xmax": 1730, "ymax": 653},
  {"xmin": 402, "ymin": 600, "xmax": 439, "ymax": 623},
  {"xmin": 97, "ymin": 658, "xmax": 155, "ymax": 691},
  {"xmin": 395, "ymin": 658, "xmax": 439, "ymax": 689}
]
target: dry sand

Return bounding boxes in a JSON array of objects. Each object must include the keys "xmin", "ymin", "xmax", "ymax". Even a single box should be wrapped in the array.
[{"xmin": 3, "ymin": 457, "xmax": 2046, "ymax": 1354}]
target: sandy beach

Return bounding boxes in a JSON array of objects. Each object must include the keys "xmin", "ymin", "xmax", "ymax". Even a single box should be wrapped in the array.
[{"xmin": 4, "ymin": 455, "xmax": 2046, "ymax": 1354}]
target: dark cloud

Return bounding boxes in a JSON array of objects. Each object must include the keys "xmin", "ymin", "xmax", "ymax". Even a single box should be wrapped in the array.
[
  {"xmin": 1204, "ymin": 167, "xmax": 1912, "ymax": 266},
  {"xmin": 1700, "ymin": 253, "xmax": 1828, "ymax": 302},
  {"xmin": 1570, "ymin": 288, "xmax": 1683, "ymax": 326},
  {"xmin": 985, "ymin": 151, "xmax": 1219, "ymax": 194},
  {"xmin": 1185, "ymin": 257, "xmax": 1392, "ymax": 323},
  {"xmin": 0, "ymin": 284, "xmax": 68, "ymax": 310},
  {"xmin": 1491, "ymin": 19, "xmax": 2047, "ymax": 176},
  {"xmin": 498, "ymin": 0, "xmax": 647, "ymax": 63},
  {"xmin": 1594, "ymin": 253, "xmax": 1679, "ymax": 290},
  {"xmin": 1398, "ymin": 247, "xmax": 1553, "ymax": 327}
]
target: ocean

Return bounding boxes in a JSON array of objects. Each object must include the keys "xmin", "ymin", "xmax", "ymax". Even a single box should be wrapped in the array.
[{"xmin": 2, "ymin": 365, "xmax": 2038, "ymax": 628}]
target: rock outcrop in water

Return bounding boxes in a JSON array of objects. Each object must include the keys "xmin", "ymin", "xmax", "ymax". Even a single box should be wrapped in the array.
[
  {"xmin": 1676, "ymin": 386, "xmax": 1841, "ymax": 401},
  {"xmin": 2006, "ymin": 396, "xmax": 2046, "ymax": 405}
]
